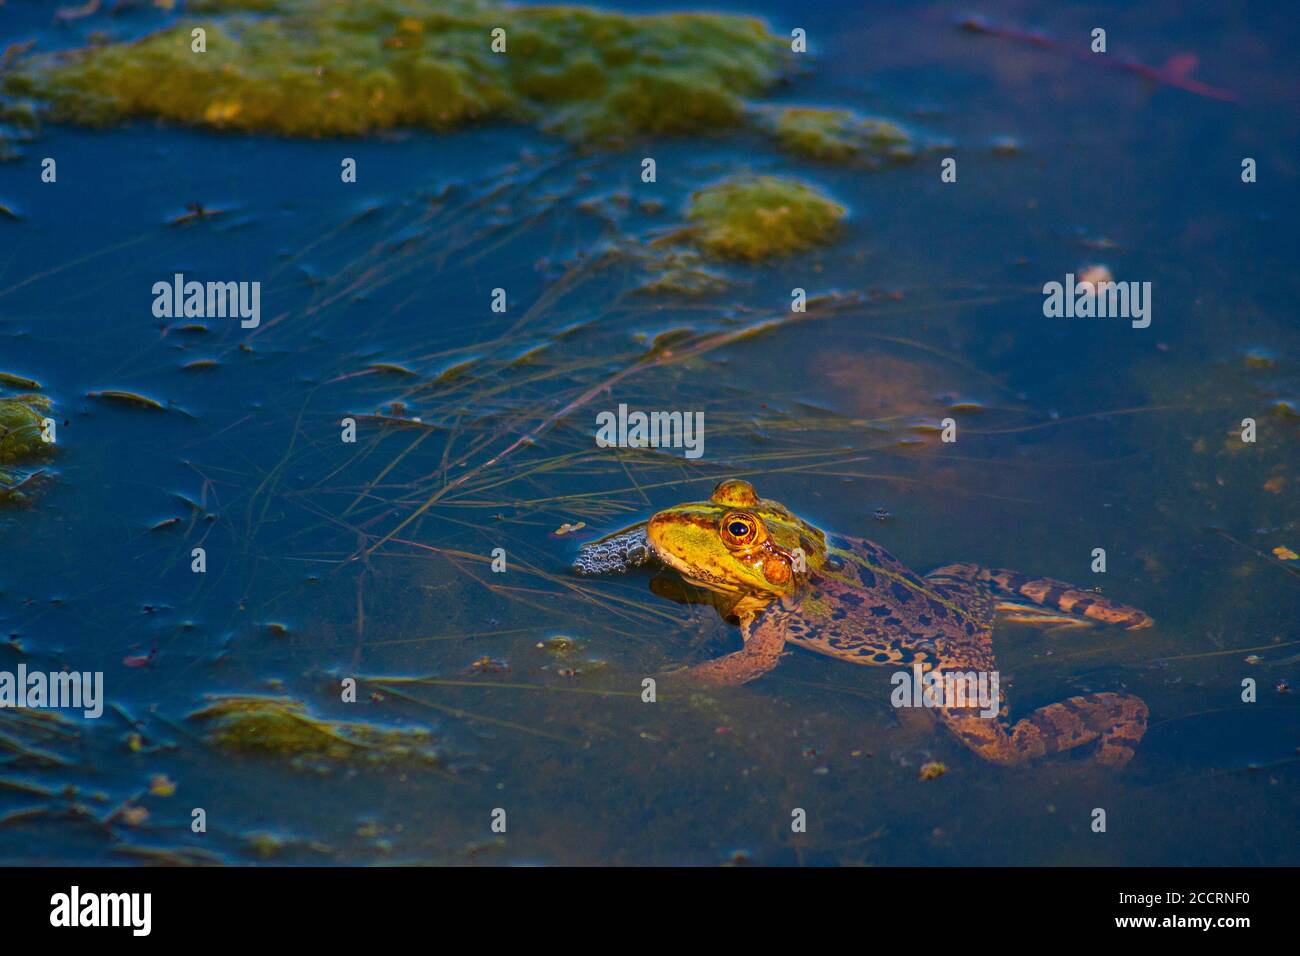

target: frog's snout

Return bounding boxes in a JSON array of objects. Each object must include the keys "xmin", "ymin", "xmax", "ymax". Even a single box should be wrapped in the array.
[{"xmin": 645, "ymin": 510, "xmax": 693, "ymax": 571}]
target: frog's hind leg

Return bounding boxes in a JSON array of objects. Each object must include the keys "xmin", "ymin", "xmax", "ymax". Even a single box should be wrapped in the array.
[
  {"xmin": 940, "ymin": 693, "xmax": 1148, "ymax": 767},
  {"xmin": 927, "ymin": 563, "xmax": 1152, "ymax": 630}
]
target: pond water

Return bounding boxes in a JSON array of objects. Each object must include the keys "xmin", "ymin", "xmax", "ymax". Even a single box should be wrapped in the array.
[{"xmin": 0, "ymin": 0, "xmax": 1296, "ymax": 865}]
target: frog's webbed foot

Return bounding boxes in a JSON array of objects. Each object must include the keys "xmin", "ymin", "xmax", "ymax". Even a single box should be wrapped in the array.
[
  {"xmin": 928, "ymin": 563, "xmax": 1154, "ymax": 630},
  {"xmin": 940, "ymin": 692, "xmax": 1148, "ymax": 766},
  {"xmin": 991, "ymin": 600, "xmax": 1093, "ymax": 630},
  {"xmin": 666, "ymin": 601, "xmax": 791, "ymax": 686}
]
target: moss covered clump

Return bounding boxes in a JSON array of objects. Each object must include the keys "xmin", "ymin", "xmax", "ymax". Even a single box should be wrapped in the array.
[
  {"xmin": 685, "ymin": 175, "xmax": 845, "ymax": 261},
  {"xmin": 190, "ymin": 695, "xmax": 441, "ymax": 770},
  {"xmin": 0, "ymin": 393, "xmax": 51, "ymax": 499},
  {"xmin": 14, "ymin": 0, "xmax": 786, "ymax": 144},
  {"xmin": 760, "ymin": 106, "xmax": 914, "ymax": 164}
]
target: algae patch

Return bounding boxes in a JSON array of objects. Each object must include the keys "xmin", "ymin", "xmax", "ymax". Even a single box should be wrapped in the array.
[
  {"xmin": 758, "ymin": 105, "xmax": 915, "ymax": 165},
  {"xmin": 189, "ymin": 695, "xmax": 442, "ymax": 770},
  {"xmin": 0, "ymin": 393, "xmax": 52, "ymax": 500},
  {"xmin": 685, "ymin": 175, "xmax": 845, "ymax": 261},
  {"xmin": 14, "ymin": 0, "xmax": 786, "ymax": 145}
]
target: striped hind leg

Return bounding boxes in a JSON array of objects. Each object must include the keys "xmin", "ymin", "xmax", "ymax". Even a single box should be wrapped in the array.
[
  {"xmin": 927, "ymin": 563, "xmax": 1153, "ymax": 630},
  {"xmin": 940, "ymin": 693, "xmax": 1149, "ymax": 766}
]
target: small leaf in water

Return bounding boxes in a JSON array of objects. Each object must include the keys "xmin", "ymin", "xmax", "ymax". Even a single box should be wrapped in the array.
[
  {"xmin": 365, "ymin": 362, "xmax": 417, "ymax": 377},
  {"xmin": 0, "ymin": 372, "xmax": 41, "ymax": 390},
  {"xmin": 89, "ymin": 390, "xmax": 166, "ymax": 411}
]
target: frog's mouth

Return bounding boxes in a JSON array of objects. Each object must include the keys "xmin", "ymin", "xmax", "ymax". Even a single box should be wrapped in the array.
[
  {"xmin": 647, "ymin": 537, "xmax": 750, "ymax": 595},
  {"xmin": 654, "ymin": 552, "xmax": 731, "ymax": 592}
]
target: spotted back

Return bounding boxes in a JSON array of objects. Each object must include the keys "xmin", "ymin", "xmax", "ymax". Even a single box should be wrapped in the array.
[{"xmin": 782, "ymin": 536, "xmax": 992, "ymax": 670}]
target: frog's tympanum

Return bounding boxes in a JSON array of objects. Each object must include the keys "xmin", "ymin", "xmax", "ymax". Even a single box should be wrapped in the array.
[{"xmin": 575, "ymin": 479, "xmax": 1152, "ymax": 766}]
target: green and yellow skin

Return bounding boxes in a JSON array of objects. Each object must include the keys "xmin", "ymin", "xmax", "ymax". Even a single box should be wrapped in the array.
[{"xmin": 577, "ymin": 478, "xmax": 1152, "ymax": 766}]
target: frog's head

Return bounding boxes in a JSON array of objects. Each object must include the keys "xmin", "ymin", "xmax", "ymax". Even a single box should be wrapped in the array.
[{"xmin": 646, "ymin": 479, "xmax": 826, "ymax": 604}]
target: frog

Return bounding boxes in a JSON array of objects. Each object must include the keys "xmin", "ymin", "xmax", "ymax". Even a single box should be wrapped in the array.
[{"xmin": 574, "ymin": 478, "xmax": 1152, "ymax": 766}]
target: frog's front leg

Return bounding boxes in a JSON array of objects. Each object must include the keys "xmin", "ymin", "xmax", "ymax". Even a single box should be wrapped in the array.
[
  {"xmin": 675, "ymin": 600, "xmax": 792, "ymax": 685},
  {"xmin": 939, "ymin": 692, "xmax": 1148, "ymax": 766}
]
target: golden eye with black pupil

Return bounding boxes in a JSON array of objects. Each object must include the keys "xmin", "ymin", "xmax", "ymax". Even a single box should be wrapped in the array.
[{"xmin": 720, "ymin": 511, "xmax": 758, "ymax": 547}]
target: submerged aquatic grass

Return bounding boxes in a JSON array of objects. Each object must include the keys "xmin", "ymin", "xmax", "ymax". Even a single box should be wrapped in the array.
[{"xmin": 14, "ymin": 0, "xmax": 787, "ymax": 144}]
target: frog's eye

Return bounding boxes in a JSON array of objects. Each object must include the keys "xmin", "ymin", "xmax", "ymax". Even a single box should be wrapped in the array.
[{"xmin": 720, "ymin": 511, "xmax": 761, "ymax": 547}]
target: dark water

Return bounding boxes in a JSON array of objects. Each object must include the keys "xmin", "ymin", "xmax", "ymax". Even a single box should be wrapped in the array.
[{"xmin": 0, "ymin": 0, "xmax": 1296, "ymax": 865}]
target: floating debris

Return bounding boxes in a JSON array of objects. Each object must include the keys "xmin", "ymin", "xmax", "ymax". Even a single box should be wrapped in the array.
[
  {"xmin": 918, "ymin": 761, "xmax": 948, "ymax": 781},
  {"xmin": 552, "ymin": 521, "xmax": 586, "ymax": 537},
  {"xmin": 537, "ymin": 635, "xmax": 577, "ymax": 652},
  {"xmin": 469, "ymin": 656, "xmax": 510, "ymax": 674},
  {"xmin": 1075, "ymin": 264, "xmax": 1114, "ymax": 292},
  {"xmin": 958, "ymin": 14, "xmax": 1237, "ymax": 102},
  {"xmin": 167, "ymin": 202, "xmax": 231, "ymax": 227}
]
